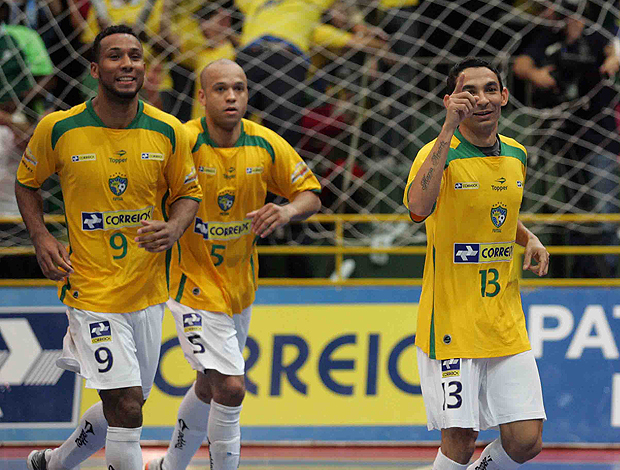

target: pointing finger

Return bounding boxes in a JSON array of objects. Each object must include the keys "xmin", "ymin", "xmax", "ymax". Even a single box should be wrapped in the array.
[{"xmin": 454, "ymin": 73, "xmax": 465, "ymax": 94}]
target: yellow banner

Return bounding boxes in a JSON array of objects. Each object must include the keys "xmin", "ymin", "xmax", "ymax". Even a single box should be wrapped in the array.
[{"xmin": 81, "ymin": 303, "xmax": 425, "ymax": 426}]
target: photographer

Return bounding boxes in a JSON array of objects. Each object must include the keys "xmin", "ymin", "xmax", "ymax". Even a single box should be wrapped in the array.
[{"xmin": 513, "ymin": 0, "xmax": 620, "ymax": 278}]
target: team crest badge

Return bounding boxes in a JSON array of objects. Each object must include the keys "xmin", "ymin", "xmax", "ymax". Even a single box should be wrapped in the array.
[
  {"xmin": 218, "ymin": 191, "xmax": 235, "ymax": 212},
  {"xmin": 109, "ymin": 174, "xmax": 128, "ymax": 196},
  {"xmin": 490, "ymin": 204, "xmax": 507, "ymax": 228}
]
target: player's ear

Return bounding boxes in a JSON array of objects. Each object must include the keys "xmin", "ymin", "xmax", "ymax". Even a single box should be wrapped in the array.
[
  {"xmin": 198, "ymin": 88, "xmax": 206, "ymax": 107},
  {"xmin": 443, "ymin": 94, "xmax": 451, "ymax": 109},
  {"xmin": 501, "ymin": 87, "xmax": 509, "ymax": 106},
  {"xmin": 90, "ymin": 62, "xmax": 99, "ymax": 80}
]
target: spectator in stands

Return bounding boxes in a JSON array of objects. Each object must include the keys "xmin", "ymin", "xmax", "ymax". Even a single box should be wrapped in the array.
[
  {"xmin": 5, "ymin": 0, "xmax": 88, "ymax": 108},
  {"xmin": 513, "ymin": 0, "xmax": 620, "ymax": 278},
  {"xmin": 150, "ymin": 0, "xmax": 238, "ymax": 121},
  {"xmin": 371, "ymin": 0, "xmax": 420, "ymax": 162},
  {"xmin": 235, "ymin": 0, "xmax": 388, "ymax": 151},
  {"xmin": 0, "ymin": 0, "xmax": 53, "ymax": 214}
]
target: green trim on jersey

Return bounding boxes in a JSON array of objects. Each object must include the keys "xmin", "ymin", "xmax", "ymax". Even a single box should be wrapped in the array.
[
  {"xmin": 16, "ymin": 180, "xmax": 39, "ymax": 190},
  {"xmin": 59, "ymin": 278, "xmax": 71, "ymax": 302},
  {"xmin": 429, "ymin": 246, "xmax": 436, "ymax": 359},
  {"xmin": 175, "ymin": 273, "xmax": 187, "ymax": 302},
  {"xmin": 194, "ymin": 118, "xmax": 276, "ymax": 163},
  {"xmin": 52, "ymin": 100, "xmax": 177, "ymax": 152},
  {"xmin": 446, "ymin": 128, "xmax": 527, "ymax": 167}
]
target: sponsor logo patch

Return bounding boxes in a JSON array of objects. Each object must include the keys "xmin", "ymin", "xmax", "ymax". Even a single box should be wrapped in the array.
[
  {"xmin": 184, "ymin": 167, "xmax": 198, "ymax": 184},
  {"xmin": 453, "ymin": 241, "xmax": 514, "ymax": 264},
  {"xmin": 291, "ymin": 161, "xmax": 310, "ymax": 183},
  {"xmin": 141, "ymin": 152, "xmax": 164, "ymax": 161},
  {"xmin": 81, "ymin": 206, "xmax": 153, "ymax": 231},
  {"xmin": 22, "ymin": 147, "xmax": 38, "ymax": 166},
  {"xmin": 198, "ymin": 166, "xmax": 216, "ymax": 175},
  {"xmin": 246, "ymin": 166, "xmax": 264, "ymax": 175},
  {"xmin": 194, "ymin": 217, "xmax": 251, "ymax": 241},
  {"xmin": 182, "ymin": 313, "xmax": 202, "ymax": 333},
  {"xmin": 89, "ymin": 321, "xmax": 111, "ymax": 343},
  {"xmin": 517, "ymin": 180, "xmax": 523, "ymax": 188},
  {"xmin": 454, "ymin": 182, "xmax": 479, "ymax": 190},
  {"xmin": 441, "ymin": 358, "xmax": 460, "ymax": 378},
  {"xmin": 71, "ymin": 154, "xmax": 96, "ymax": 163}
]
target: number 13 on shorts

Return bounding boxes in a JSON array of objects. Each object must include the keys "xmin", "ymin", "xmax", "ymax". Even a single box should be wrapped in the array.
[{"xmin": 441, "ymin": 358, "xmax": 463, "ymax": 410}]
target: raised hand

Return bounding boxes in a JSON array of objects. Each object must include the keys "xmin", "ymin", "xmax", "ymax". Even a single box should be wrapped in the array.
[{"xmin": 444, "ymin": 74, "xmax": 478, "ymax": 129}]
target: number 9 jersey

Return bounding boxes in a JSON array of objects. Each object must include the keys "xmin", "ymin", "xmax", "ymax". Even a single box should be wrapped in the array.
[
  {"xmin": 16, "ymin": 100, "xmax": 202, "ymax": 313},
  {"xmin": 403, "ymin": 129, "xmax": 531, "ymax": 360},
  {"xmin": 168, "ymin": 118, "xmax": 321, "ymax": 316}
]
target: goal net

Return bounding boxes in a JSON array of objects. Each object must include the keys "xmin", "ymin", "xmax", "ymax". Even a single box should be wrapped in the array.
[{"xmin": 1, "ymin": 0, "xmax": 619, "ymax": 263}]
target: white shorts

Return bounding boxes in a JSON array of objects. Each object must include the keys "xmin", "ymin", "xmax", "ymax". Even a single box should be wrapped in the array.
[
  {"xmin": 417, "ymin": 347, "xmax": 546, "ymax": 431},
  {"xmin": 57, "ymin": 305, "xmax": 165, "ymax": 399},
  {"xmin": 167, "ymin": 298, "xmax": 251, "ymax": 376}
]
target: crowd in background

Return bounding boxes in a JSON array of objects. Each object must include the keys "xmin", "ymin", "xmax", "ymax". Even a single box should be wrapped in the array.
[{"xmin": 1, "ymin": 0, "xmax": 620, "ymax": 279}]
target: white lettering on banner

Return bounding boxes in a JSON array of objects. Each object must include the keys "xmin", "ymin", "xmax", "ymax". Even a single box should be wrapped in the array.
[
  {"xmin": 528, "ymin": 305, "xmax": 573, "ymax": 358},
  {"xmin": 529, "ymin": 305, "xmax": 620, "ymax": 359},
  {"xmin": 0, "ymin": 319, "xmax": 42, "ymax": 384},
  {"xmin": 566, "ymin": 305, "xmax": 619, "ymax": 359},
  {"xmin": 613, "ymin": 374, "xmax": 620, "ymax": 427}
]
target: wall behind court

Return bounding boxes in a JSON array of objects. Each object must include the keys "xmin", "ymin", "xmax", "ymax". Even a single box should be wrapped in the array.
[{"xmin": 1, "ymin": 286, "xmax": 619, "ymax": 444}]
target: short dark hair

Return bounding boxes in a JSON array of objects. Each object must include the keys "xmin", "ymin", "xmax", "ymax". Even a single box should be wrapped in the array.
[
  {"xmin": 446, "ymin": 57, "xmax": 504, "ymax": 95},
  {"xmin": 91, "ymin": 24, "xmax": 140, "ymax": 63}
]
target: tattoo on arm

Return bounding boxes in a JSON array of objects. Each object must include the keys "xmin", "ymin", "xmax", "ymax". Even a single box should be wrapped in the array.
[
  {"xmin": 431, "ymin": 141, "xmax": 447, "ymax": 165},
  {"xmin": 421, "ymin": 167, "xmax": 433, "ymax": 190},
  {"xmin": 420, "ymin": 141, "xmax": 447, "ymax": 190}
]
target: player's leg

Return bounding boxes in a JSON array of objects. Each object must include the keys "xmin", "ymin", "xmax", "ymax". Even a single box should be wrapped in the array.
[
  {"xmin": 100, "ymin": 386, "xmax": 145, "ymax": 470},
  {"xmin": 152, "ymin": 372, "xmax": 213, "ymax": 470},
  {"xmin": 205, "ymin": 306, "xmax": 250, "ymax": 470},
  {"xmin": 27, "ymin": 311, "xmax": 109, "ymax": 470},
  {"xmin": 466, "ymin": 350, "xmax": 545, "ymax": 470},
  {"xmin": 101, "ymin": 304, "xmax": 165, "ymax": 470},
  {"xmin": 206, "ymin": 370, "xmax": 245, "ymax": 470},
  {"xmin": 27, "ymin": 402, "xmax": 108, "ymax": 470},
  {"xmin": 416, "ymin": 347, "xmax": 481, "ymax": 469}
]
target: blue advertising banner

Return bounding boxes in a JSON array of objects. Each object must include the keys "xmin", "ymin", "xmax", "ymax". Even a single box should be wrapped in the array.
[
  {"xmin": 0, "ymin": 305, "xmax": 81, "ymax": 436},
  {"xmin": 0, "ymin": 286, "xmax": 618, "ymax": 444}
]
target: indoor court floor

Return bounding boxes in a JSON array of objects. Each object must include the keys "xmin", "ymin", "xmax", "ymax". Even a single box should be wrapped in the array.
[{"xmin": 2, "ymin": 446, "xmax": 620, "ymax": 470}]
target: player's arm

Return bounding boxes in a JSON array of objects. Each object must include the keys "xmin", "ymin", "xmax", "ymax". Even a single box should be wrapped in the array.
[
  {"xmin": 407, "ymin": 74, "xmax": 477, "ymax": 217},
  {"xmin": 516, "ymin": 219, "xmax": 549, "ymax": 277},
  {"xmin": 247, "ymin": 191, "xmax": 321, "ymax": 239},
  {"xmin": 14, "ymin": 182, "xmax": 73, "ymax": 280}
]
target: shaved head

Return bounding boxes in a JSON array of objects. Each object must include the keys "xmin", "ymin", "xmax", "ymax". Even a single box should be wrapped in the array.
[{"xmin": 200, "ymin": 59, "xmax": 246, "ymax": 92}]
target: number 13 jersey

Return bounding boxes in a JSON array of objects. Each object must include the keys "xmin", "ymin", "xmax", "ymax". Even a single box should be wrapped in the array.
[{"xmin": 404, "ymin": 129, "xmax": 531, "ymax": 360}]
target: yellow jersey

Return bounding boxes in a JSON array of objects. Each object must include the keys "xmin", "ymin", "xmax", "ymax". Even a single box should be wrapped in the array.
[
  {"xmin": 17, "ymin": 100, "xmax": 202, "ymax": 313},
  {"xmin": 81, "ymin": 0, "xmax": 165, "ymax": 44},
  {"xmin": 169, "ymin": 118, "xmax": 321, "ymax": 316},
  {"xmin": 237, "ymin": 0, "xmax": 338, "ymax": 53},
  {"xmin": 379, "ymin": 0, "xmax": 419, "ymax": 8},
  {"xmin": 403, "ymin": 129, "xmax": 531, "ymax": 360}
]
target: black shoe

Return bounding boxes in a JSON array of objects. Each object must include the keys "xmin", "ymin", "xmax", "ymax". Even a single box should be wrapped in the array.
[{"xmin": 27, "ymin": 449, "xmax": 50, "ymax": 470}]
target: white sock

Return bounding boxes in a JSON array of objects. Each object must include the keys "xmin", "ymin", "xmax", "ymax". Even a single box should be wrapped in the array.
[
  {"xmin": 207, "ymin": 401, "xmax": 242, "ymax": 470},
  {"xmin": 161, "ymin": 383, "xmax": 210, "ymax": 470},
  {"xmin": 48, "ymin": 402, "xmax": 108, "ymax": 470},
  {"xmin": 105, "ymin": 426, "xmax": 142, "ymax": 470},
  {"xmin": 433, "ymin": 447, "xmax": 469, "ymax": 470},
  {"xmin": 467, "ymin": 439, "xmax": 520, "ymax": 470}
]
